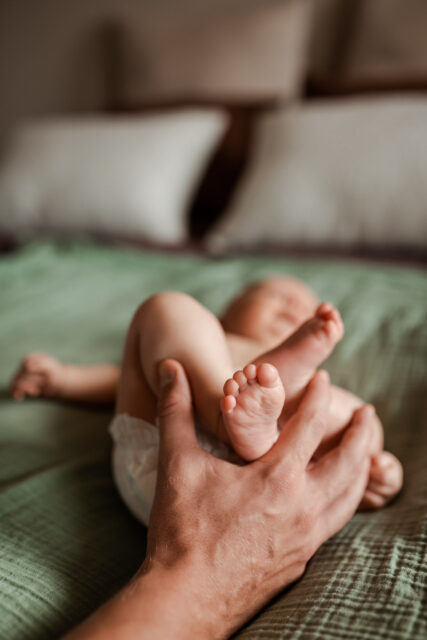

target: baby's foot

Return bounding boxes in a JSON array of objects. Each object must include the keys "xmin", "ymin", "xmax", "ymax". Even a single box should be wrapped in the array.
[
  {"xmin": 10, "ymin": 352, "xmax": 66, "ymax": 400},
  {"xmin": 221, "ymin": 363, "xmax": 285, "ymax": 461},
  {"xmin": 360, "ymin": 451, "xmax": 404, "ymax": 510},
  {"xmin": 255, "ymin": 303, "xmax": 344, "ymax": 415}
]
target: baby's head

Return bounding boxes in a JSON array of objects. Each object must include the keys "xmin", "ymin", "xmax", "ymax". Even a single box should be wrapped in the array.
[{"xmin": 221, "ymin": 276, "xmax": 319, "ymax": 347}]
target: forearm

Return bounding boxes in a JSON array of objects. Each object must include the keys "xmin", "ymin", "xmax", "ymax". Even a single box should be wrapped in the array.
[{"xmin": 64, "ymin": 559, "xmax": 219, "ymax": 640}]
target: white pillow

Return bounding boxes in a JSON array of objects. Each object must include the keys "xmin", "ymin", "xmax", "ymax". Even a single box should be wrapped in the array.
[
  {"xmin": 0, "ymin": 110, "xmax": 227, "ymax": 244},
  {"xmin": 206, "ymin": 97, "xmax": 427, "ymax": 251}
]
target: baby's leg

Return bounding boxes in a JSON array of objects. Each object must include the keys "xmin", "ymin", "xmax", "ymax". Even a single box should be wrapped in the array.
[
  {"xmin": 116, "ymin": 292, "xmax": 284, "ymax": 459},
  {"xmin": 252, "ymin": 302, "xmax": 344, "ymax": 418},
  {"xmin": 245, "ymin": 304, "xmax": 402, "ymax": 508},
  {"xmin": 10, "ymin": 353, "xmax": 120, "ymax": 404},
  {"xmin": 121, "ymin": 292, "xmax": 240, "ymax": 437},
  {"xmin": 10, "ymin": 294, "xmax": 236, "ymax": 416},
  {"xmin": 116, "ymin": 292, "xmax": 234, "ymax": 434}
]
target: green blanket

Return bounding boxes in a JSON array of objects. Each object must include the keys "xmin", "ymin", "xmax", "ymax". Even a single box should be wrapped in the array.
[{"xmin": 0, "ymin": 241, "xmax": 426, "ymax": 639}]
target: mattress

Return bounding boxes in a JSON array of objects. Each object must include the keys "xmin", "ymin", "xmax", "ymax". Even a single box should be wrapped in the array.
[{"xmin": 0, "ymin": 241, "xmax": 426, "ymax": 639}]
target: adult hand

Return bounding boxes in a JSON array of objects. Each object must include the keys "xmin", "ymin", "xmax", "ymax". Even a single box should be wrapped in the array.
[{"xmin": 66, "ymin": 360, "xmax": 374, "ymax": 640}]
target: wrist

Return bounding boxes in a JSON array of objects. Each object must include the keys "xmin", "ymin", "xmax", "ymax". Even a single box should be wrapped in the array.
[
  {"xmin": 65, "ymin": 553, "xmax": 221, "ymax": 640},
  {"xmin": 138, "ymin": 549, "xmax": 274, "ymax": 640},
  {"xmin": 136, "ymin": 555, "xmax": 221, "ymax": 640}
]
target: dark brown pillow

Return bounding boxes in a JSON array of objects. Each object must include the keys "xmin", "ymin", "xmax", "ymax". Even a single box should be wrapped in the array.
[{"xmin": 188, "ymin": 107, "xmax": 258, "ymax": 239}]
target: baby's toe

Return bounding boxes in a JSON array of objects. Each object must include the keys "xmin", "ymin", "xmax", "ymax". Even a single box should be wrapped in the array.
[
  {"xmin": 233, "ymin": 370, "xmax": 248, "ymax": 389},
  {"xmin": 330, "ymin": 309, "xmax": 344, "ymax": 338},
  {"xmin": 221, "ymin": 395, "xmax": 236, "ymax": 413},
  {"xmin": 316, "ymin": 302, "xmax": 333, "ymax": 317},
  {"xmin": 324, "ymin": 319, "xmax": 337, "ymax": 339},
  {"xmin": 256, "ymin": 363, "xmax": 280, "ymax": 388},
  {"xmin": 224, "ymin": 378, "xmax": 239, "ymax": 396},
  {"xmin": 243, "ymin": 363, "xmax": 257, "ymax": 382},
  {"xmin": 315, "ymin": 303, "xmax": 344, "ymax": 341}
]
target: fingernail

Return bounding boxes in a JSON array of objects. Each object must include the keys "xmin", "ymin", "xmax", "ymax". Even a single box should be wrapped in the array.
[{"xmin": 158, "ymin": 361, "xmax": 176, "ymax": 387}]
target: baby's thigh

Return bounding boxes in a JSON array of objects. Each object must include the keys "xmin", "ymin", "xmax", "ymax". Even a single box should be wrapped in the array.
[
  {"xmin": 116, "ymin": 310, "xmax": 157, "ymax": 423},
  {"xmin": 116, "ymin": 291, "xmax": 231, "ymax": 422}
]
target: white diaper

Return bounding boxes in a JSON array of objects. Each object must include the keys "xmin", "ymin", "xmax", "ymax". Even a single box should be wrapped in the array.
[{"xmin": 109, "ymin": 413, "xmax": 239, "ymax": 526}]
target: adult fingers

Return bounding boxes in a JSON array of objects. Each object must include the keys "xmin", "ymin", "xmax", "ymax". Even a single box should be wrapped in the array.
[
  {"xmin": 264, "ymin": 371, "xmax": 331, "ymax": 470},
  {"xmin": 308, "ymin": 404, "xmax": 374, "ymax": 508},
  {"xmin": 308, "ymin": 406, "xmax": 374, "ymax": 546},
  {"xmin": 157, "ymin": 359, "xmax": 199, "ymax": 457},
  {"xmin": 314, "ymin": 456, "xmax": 370, "ymax": 546}
]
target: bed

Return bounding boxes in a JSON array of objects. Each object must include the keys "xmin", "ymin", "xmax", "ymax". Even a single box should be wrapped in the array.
[{"xmin": 0, "ymin": 240, "xmax": 426, "ymax": 639}]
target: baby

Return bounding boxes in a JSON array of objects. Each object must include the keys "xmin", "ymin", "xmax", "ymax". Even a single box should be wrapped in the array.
[{"xmin": 10, "ymin": 276, "xmax": 403, "ymax": 523}]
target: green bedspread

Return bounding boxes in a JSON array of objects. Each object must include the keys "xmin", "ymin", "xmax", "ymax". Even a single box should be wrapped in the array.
[{"xmin": 0, "ymin": 241, "xmax": 426, "ymax": 639}]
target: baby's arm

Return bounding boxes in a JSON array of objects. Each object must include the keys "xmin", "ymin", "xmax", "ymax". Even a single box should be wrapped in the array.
[{"xmin": 10, "ymin": 352, "xmax": 120, "ymax": 404}]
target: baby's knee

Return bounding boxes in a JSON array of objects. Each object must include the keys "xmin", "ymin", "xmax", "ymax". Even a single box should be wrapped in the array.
[{"xmin": 133, "ymin": 292, "xmax": 201, "ymax": 329}]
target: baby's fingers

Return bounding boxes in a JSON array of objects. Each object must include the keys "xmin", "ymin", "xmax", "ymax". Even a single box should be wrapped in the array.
[{"xmin": 359, "ymin": 451, "xmax": 403, "ymax": 510}]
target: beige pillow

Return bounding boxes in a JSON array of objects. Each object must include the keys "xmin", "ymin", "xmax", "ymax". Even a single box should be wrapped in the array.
[
  {"xmin": 0, "ymin": 0, "xmax": 113, "ymax": 140},
  {"xmin": 0, "ymin": 110, "xmax": 227, "ymax": 244},
  {"xmin": 117, "ymin": 0, "xmax": 313, "ymax": 106},
  {"xmin": 309, "ymin": 0, "xmax": 427, "ymax": 91},
  {"xmin": 206, "ymin": 97, "xmax": 427, "ymax": 252},
  {"xmin": 343, "ymin": 0, "xmax": 427, "ymax": 87}
]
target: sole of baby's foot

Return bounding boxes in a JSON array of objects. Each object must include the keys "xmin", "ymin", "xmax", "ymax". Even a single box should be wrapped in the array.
[
  {"xmin": 359, "ymin": 451, "xmax": 404, "ymax": 510},
  {"xmin": 10, "ymin": 352, "xmax": 66, "ymax": 400},
  {"xmin": 257, "ymin": 302, "xmax": 344, "ymax": 413},
  {"xmin": 221, "ymin": 363, "xmax": 285, "ymax": 461}
]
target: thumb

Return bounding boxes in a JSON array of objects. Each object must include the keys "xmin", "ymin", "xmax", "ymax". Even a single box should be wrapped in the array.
[{"xmin": 157, "ymin": 359, "xmax": 198, "ymax": 455}]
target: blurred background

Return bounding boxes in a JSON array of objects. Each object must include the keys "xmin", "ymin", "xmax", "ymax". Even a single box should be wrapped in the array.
[
  {"xmin": 1, "ymin": 5, "xmax": 427, "ymax": 637},
  {"xmin": 0, "ymin": 0, "xmax": 426, "ymax": 258}
]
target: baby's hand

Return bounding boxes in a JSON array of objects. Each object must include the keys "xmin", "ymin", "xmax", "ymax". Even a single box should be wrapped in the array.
[
  {"xmin": 10, "ymin": 352, "xmax": 64, "ymax": 400},
  {"xmin": 359, "ymin": 450, "xmax": 403, "ymax": 510}
]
